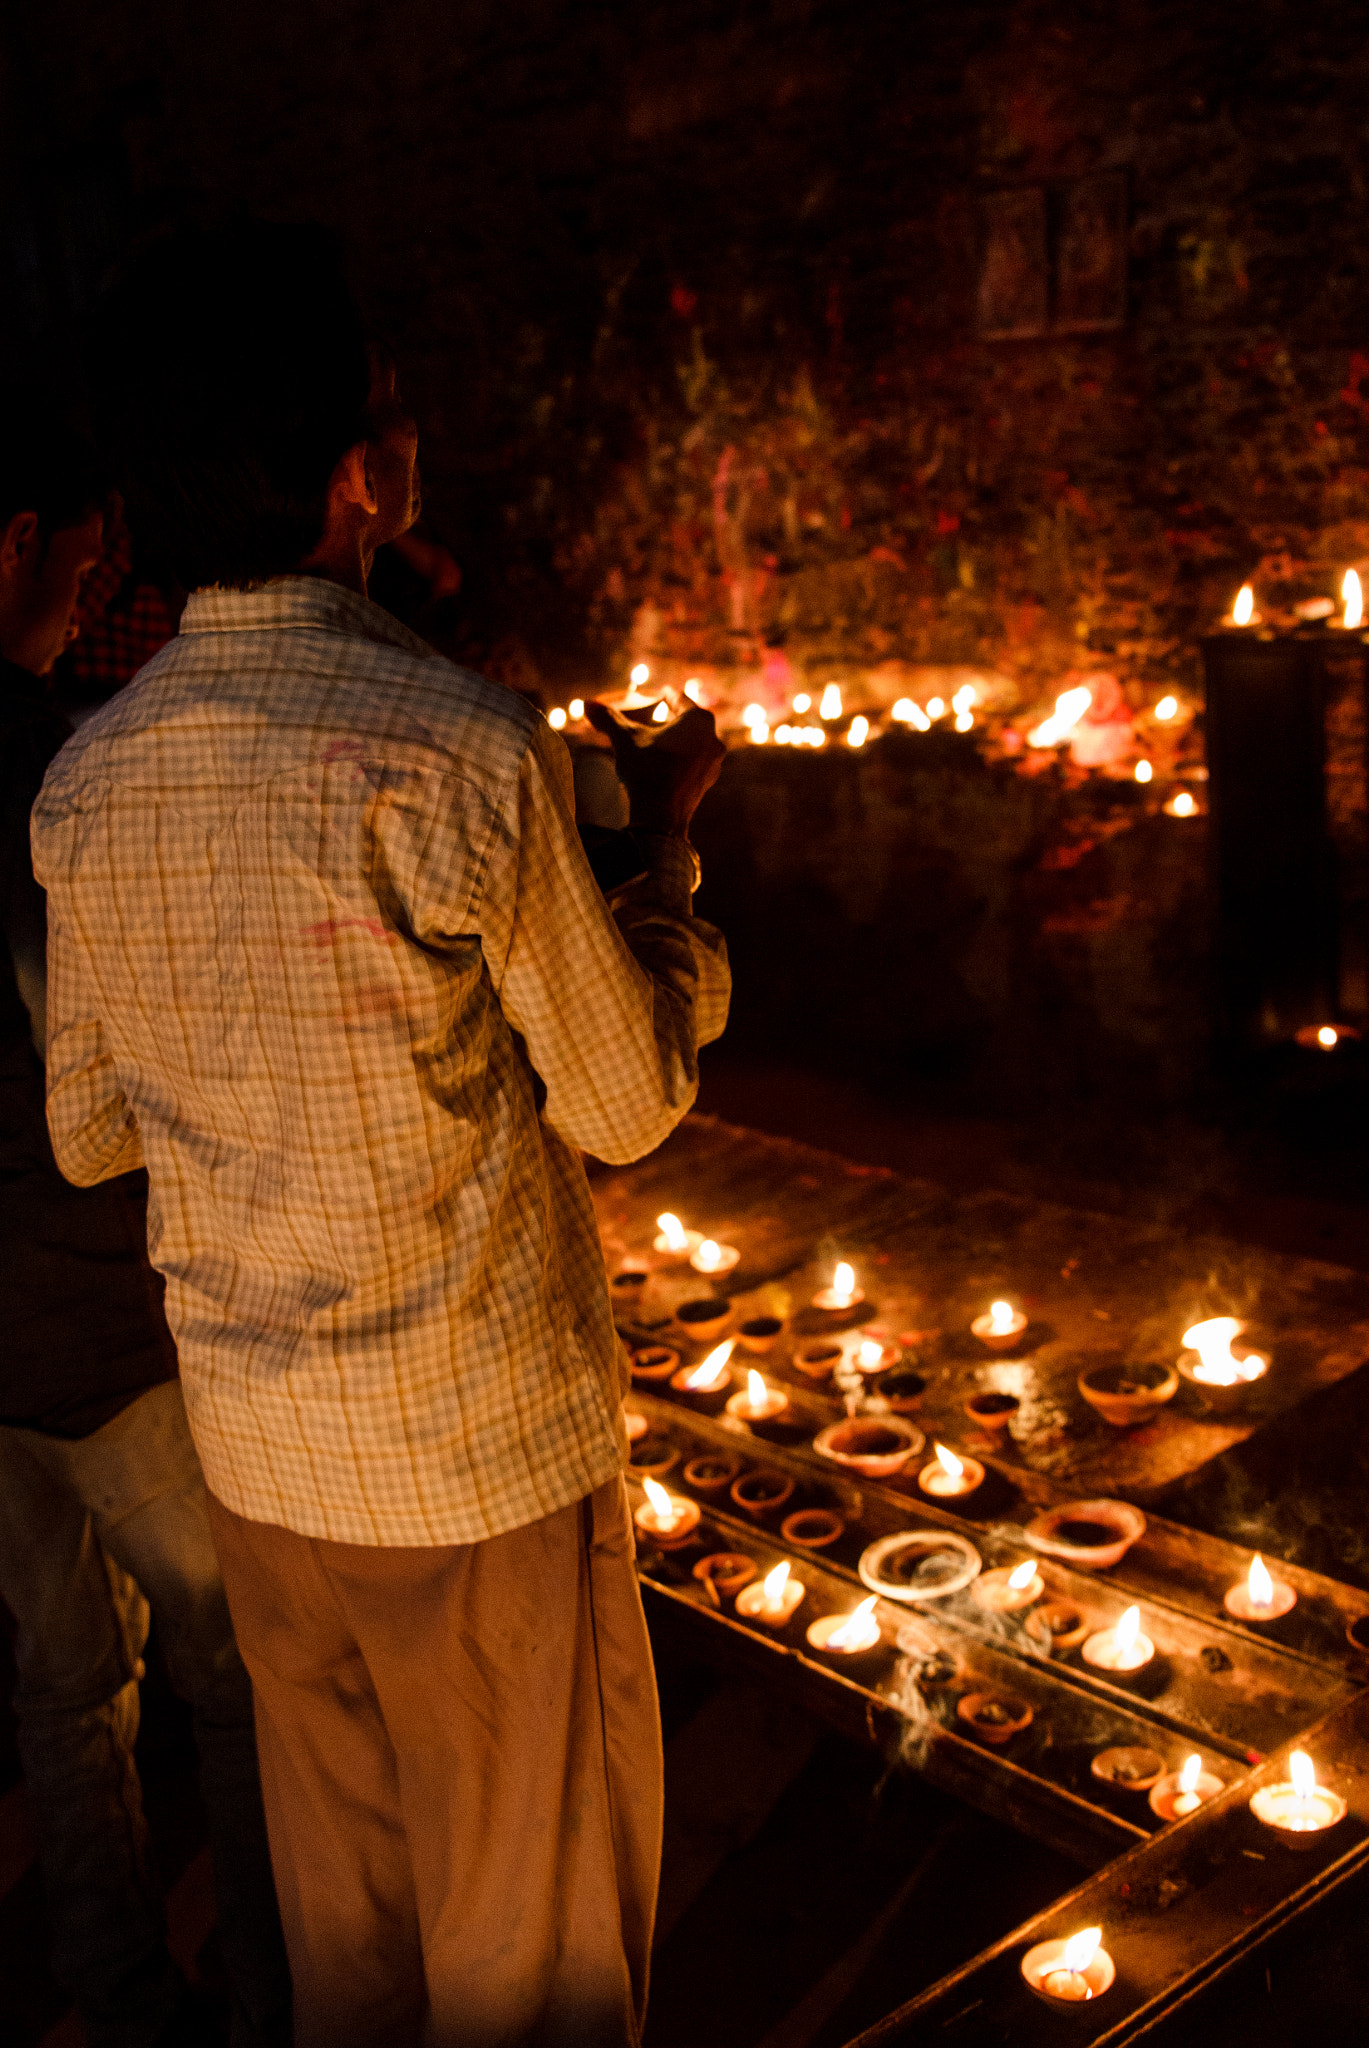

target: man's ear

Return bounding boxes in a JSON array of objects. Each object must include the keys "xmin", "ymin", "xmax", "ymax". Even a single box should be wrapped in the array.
[
  {"xmin": 328, "ymin": 443, "xmax": 379, "ymax": 517},
  {"xmin": 0, "ymin": 510, "xmax": 39, "ymax": 579}
]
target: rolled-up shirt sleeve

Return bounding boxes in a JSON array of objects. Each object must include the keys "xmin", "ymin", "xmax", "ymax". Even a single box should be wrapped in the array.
[
  {"xmin": 41, "ymin": 891, "xmax": 145, "ymax": 1186},
  {"xmin": 483, "ymin": 721, "xmax": 730, "ymax": 1165}
]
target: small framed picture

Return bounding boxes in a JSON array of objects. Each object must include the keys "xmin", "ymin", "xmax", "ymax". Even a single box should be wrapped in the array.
[
  {"xmin": 1055, "ymin": 173, "xmax": 1128, "ymax": 332},
  {"xmin": 976, "ymin": 188, "xmax": 1049, "ymax": 340}
]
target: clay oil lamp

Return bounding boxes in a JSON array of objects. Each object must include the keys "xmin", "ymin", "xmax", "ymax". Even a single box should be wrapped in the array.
[
  {"xmin": 1082, "ymin": 1604, "xmax": 1155, "ymax": 1679},
  {"xmin": 692, "ymin": 1553, "xmax": 756, "ymax": 1604},
  {"xmin": 813, "ymin": 1261, "xmax": 864, "ymax": 1313},
  {"xmin": 670, "ymin": 1339, "xmax": 735, "ymax": 1410},
  {"xmin": 725, "ymin": 1367, "xmax": 790, "ymax": 1426},
  {"xmin": 781, "ymin": 1507, "xmax": 845, "ymax": 1551},
  {"xmin": 1178, "ymin": 1316, "xmax": 1268, "ymax": 1415},
  {"xmin": 1026, "ymin": 1602, "xmax": 1089, "ymax": 1655},
  {"xmin": 915, "ymin": 1651, "xmax": 959, "ymax": 1692},
  {"xmin": 624, "ymin": 1409, "xmax": 649, "ymax": 1445},
  {"xmin": 956, "ymin": 1691, "xmax": 1033, "ymax": 1747},
  {"xmin": 690, "ymin": 1236, "xmax": 741, "ymax": 1278},
  {"xmin": 653, "ymin": 1211, "xmax": 703, "ymax": 1263},
  {"xmin": 972, "ymin": 1558, "xmax": 1044, "ymax": 1614},
  {"xmin": 1025, "ymin": 1499, "xmax": 1146, "ymax": 1571},
  {"xmin": 1091, "ymin": 1747, "xmax": 1165, "ymax": 1797},
  {"xmin": 855, "ymin": 1333, "xmax": 899, "ymax": 1376},
  {"xmin": 629, "ymin": 1434, "xmax": 678, "ymax": 1479},
  {"xmin": 794, "ymin": 1340, "xmax": 844, "ymax": 1382},
  {"xmin": 681, "ymin": 1451, "xmax": 743, "ymax": 1497},
  {"xmin": 858, "ymin": 1529, "xmax": 982, "ymax": 1603},
  {"xmin": 629, "ymin": 1343, "xmax": 680, "ymax": 1384},
  {"xmin": 634, "ymin": 1476, "xmax": 701, "ymax": 1550},
  {"xmin": 1250, "ymin": 1750, "xmax": 1347, "ymax": 1849},
  {"xmin": 729, "ymin": 1467, "xmax": 795, "ymax": 1519},
  {"xmin": 877, "ymin": 1368, "xmax": 926, "ymax": 1413},
  {"xmin": 963, "ymin": 1389, "xmax": 1020, "ymax": 1435},
  {"xmin": 676, "ymin": 1298, "xmax": 733, "ymax": 1343},
  {"xmin": 971, "ymin": 1299, "xmax": 1027, "ymax": 1352},
  {"xmin": 1150, "ymin": 1753, "xmax": 1223, "ymax": 1822},
  {"xmin": 737, "ymin": 1314, "xmax": 784, "ymax": 1356},
  {"xmin": 610, "ymin": 1262, "xmax": 650, "ymax": 1300},
  {"xmin": 917, "ymin": 1443, "xmax": 986, "ymax": 1504},
  {"xmin": 1225, "ymin": 583, "xmax": 1257, "ymax": 628},
  {"xmin": 1020, "ymin": 1927, "xmax": 1115, "ymax": 2008},
  {"xmin": 1224, "ymin": 1551, "xmax": 1296, "ymax": 1624},
  {"xmin": 736, "ymin": 1559, "xmax": 805, "ymax": 1627},
  {"xmin": 813, "ymin": 1415, "xmax": 923, "ymax": 1479},
  {"xmin": 806, "ymin": 1593, "xmax": 883, "ymax": 1661},
  {"xmin": 1078, "ymin": 1360, "xmax": 1179, "ymax": 1429}
]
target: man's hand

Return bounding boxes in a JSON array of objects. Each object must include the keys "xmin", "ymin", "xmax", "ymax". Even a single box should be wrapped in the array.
[{"xmin": 582, "ymin": 700, "xmax": 726, "ymax": 839}]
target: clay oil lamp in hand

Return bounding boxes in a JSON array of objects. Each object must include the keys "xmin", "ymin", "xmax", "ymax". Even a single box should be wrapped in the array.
[
  {"xmin": 1021, "ymin": 1926, "xmax": 1115, "ymax": 2007},
  {"xmin": 633, "ymin": 1476, "xmax": 701, "ymax": 1550},
  {"xmin": 1178, "ymin": 1316, "xmax": 1268, "ymax": 1414},
  {"xmin": 971, "ymin": 1299, "xmax": 1027, "ymax": 1351},
  {"xmin": 736, "ymin": 1559, "xmax": 805, "ymax": 1628},
  {"xmin": 670, "ymin": 1339, "xmax": 735, "ymax": 1405},
  {"xmin": 690, "ymin": 1236, "xmax": 740, "ymax": 1278},
  {"xmin": 917, "ymin": 1442, "xmax": 986, "ymax": 1503},
  {"xmin": 1150, "ymin": 1752, "xmax": 1223, "ymax": 1823},
  {"xmin": 653, "ymin": 1211, "xmax": 703, "ymax": 1262},
  {"xmin": 1250, "ymin": 1750, "xmax": 1347, "ymax": 1848},
  {"xmin": 1082, "ymin": 1603, "xmax": 1156, "ymax": 1678},
  {"xmin": 813, "ymin": 1261, "xmax": 864, "ymax": 1312},
  {"xmin": 1224, "ymin": 1551, "xmax": 1296, "ymax": 1623},
  {"xmin": 972, "ymin": 1558, "xmax": 1044, "ymax": 1613},
  {"xmin": 806, "ymin": 1593, "xmax": 882, "ymax": 1659},
  {"xmin": 725, "ymin": 1367, "xmax": 790, "ymax": 1426}
]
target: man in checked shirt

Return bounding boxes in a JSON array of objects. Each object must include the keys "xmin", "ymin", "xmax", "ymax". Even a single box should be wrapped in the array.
[{"xmin": 33, "ymin": 224, "xmax": 730, "ymax": 2048}]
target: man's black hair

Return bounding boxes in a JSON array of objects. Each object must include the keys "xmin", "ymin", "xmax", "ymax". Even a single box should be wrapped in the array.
[
  {"xmin": 96, "ymin": 221, "xmax": 371, "ymax": 592},
  {"xmin": 1, "ymin": 418, "xmax": 108, "ymax": 545}
]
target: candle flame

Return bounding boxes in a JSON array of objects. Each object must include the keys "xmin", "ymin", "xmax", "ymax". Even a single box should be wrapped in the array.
[
  {"xmin": 762, "ymin": 1560, "xmax": 791, "ymax": 1603},
  {"xmin": 1232, "ymin": 585, "xmax": 1255, "ymax": 626},
  {"xmin": 927, "ymin": 697, "xmax": 945, "ymax": 719},
  {"xmin": 684, "ymin": 679, "xmax": 704, "ymax": 703},
  {"xmin": 1319, "ymin": 1025, "xmax": 1339, "ymax": 1048},
  {"xmin": 630, "ymin": 663, "xmax": 651, "ymax": 686},
  {"xmin": 848, "ymin": 715, "xmax": 870, "ymax": 748},
  {"xmin": 642, "ymin": 1477, "xmax": 676, "ymax": 1526},
  {"xmin": 656, "ymin": 1212, "xmax": 688, "ymax": 1253},
  {"xmin": 892, "ymin": 697, "xmax": 932, "ymax": 730},
  {"xmin": 1115, "ymin": 1605, "xmax": 1141, "ymax": 1654},
  {"xmin": 651, "ymin": 700, "xmax": 670, "ymax": 723},
  {"xmin": 1290, "ymin": 1750, "xmax": 1317, "ymax": 1799},
  {"xmin": 832, "ymin": 1262, "xmax": 856, "ymax": 1305},
  {"xmin": 819, "ymin": 683, "xmax": 843, "ymax": 721},
  {"xmin": 1183, "ymin": 1316, "xmax": 1265, "ymax": 1386},
  {"xmin": 684, "ymin": 1340, "xmax": 734, "ymax": 1391},
  {"xmin": 747, "ymin": 1369, "xmax": 768, "ymax": 1410},
  {"xmin": 1169, "ymin": 790, "xmax": 1198, "ymax": 817},
  {"xmin": 827, "ymin": 1594, "xmax": 878, "ymax": 1651},
  {"xmin": 1028, "ymin": 685, "xmax": 1092, "ymax": 750},
  {"xmin": 695, "ymin": 1239, "xmax": 722, "ymax": 1271},
  {"xmin": 548, "ymin": 706, "xmax": 567, "ymax": 729},
  {"xmin": 749, "ymin": 721, "xmax": 770, "ymax": 745},
  {"xmin": 858, "ymin": 1338, "xmax": 885, "ymax": 1369},
  {"xmin": 989, "ymin": 1299, "xmax": 1016, "ymax": 1334},
  {"xmin": 1135, "ymin": 759, "xmax": 1153, "ymax": 783},
  {"xmin": 742, "ymin": 702, "xmax": 767, "ymax": 728},
  {"xmin": 1344, "ymin": 569, "xmax": 1363, "ymax": 630},
  {"xmin": 1009, "ymin": 1560, "xmax": 1037, "ymax": 1590},
  {"xmin": 935, "ymin": 1443, "xmax": 964, "ymax": 1481},
  {"xmin": 569, "ymin": 698, "xmax": 585, "ymax": 721},
  {"xmin": 1179, "ymin": 1754, "xmax": 1202, "ymax": 1796},
  {"xmin": 1060, "ymin": 1928, "xmax": 1102, "ymax": 1974},
  {"xmin": 793, "ymin": 693, "xmax": 811, "ymax": 714},
  {"xmin": 1155, "ymin": 695, "xmax": 1179, "ymax": 720},
  {"xmin": 1248, "ymin": 1553, "xmax": 1275, "ymax": 1609}
]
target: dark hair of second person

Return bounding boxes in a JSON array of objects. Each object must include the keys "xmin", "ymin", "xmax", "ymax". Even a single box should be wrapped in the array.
[{"xmin": 94, "ymin": 221, "xmax": 371, "ymax": 593}]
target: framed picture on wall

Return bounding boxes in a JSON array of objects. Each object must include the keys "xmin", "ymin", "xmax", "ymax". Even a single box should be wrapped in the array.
[
  {"xmin": 976, "ymin": 188, "xmax": 1049, "ymax": 340},
  {"xmin": 1054, "ymin": 172, "xmax": 1128, "ymax": 332}
]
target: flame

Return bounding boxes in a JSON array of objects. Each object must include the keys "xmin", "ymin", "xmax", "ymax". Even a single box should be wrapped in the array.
[
  {"xmin": 630, "ymin": 663, "xmax": 651, "ymax": 686},
  {"xmin": 548, "ymin": 707, "xmax": 567, "ymax": 730},
  {"xmin": 569, "ymin": 698, "xmax": 585, "ymax": 721},
  {"xmin": 935, "ymin": 1444, "xmax": 964, "ymax": 1482},
  {"xmin": 651, "ymin": 700, "xmax": 670, "ymax": 723},
  {"xmin": 1232, "ymin": 585, "xmax": 1254, "ymax": 626},
  {"xmin": 793, "ymin": 693, "xmax": 811, "ymax": 713},
  {"xmin": 746, "ymin": 1369, "xmax": 769, "ymax": 1410},
  {"xmin": 742, "ymin": 702, "xmax": 767, "ymax": 728},
  {"xmin": 819, "ymin": 683, "xmax": 843, "ymax": 720},
  {"xmin": 927, "ymin": 696, "xmax": 945, "ymax": 718},
  {"xmin": 656, "ymin": 1212, "xmax": 688, "ymax": 1253},
  {"xmin": 684, "ymin": 1340, "xmax": 734, "ymax": 1392},
  {"xmin": 858, "ymin": 1338, "xmax": 885, "ymax": 1369},
  {"xmin": 892, "ymin": 697, "xmax": 932, "ymax": 730},
  {"xmin": 1248, "ymin": 1554, "xmax": 1275, "ymax": 1609},
  {"xmin": 1028, "ymin": 685, "xmax": 1092, "ymax": 749},
  {"xmin": 832, "ymin": 1262, "xmax": 856, "ymax": 1305},
  {"xmin": 684, "ymin": 679, "xmax": 704, "ymax": 704},
  {"xmin": 1344, "ymin": 570, "xmax": 1363, "ymax": 630},
  {"xmin": 1183, "ymin": 1316, "xmax": 1265, "ymax": 1386},
  {"xmin": 989, "ymin": 1299, "xmax": 1016, "ymax": 1334},
  {"xmin": 1169, "ymin": 791, "xmax": 1197, "ymax": 817},
  {"xmin": 848, "ymin": 715, "xmax": 870, "ymax": 748},
  {"xmin": 1060, "ymin": 1928, "xmax": 1102, "ymax": 1975},
  {"xmin": 952, "ymin": 683, "xmax": 975, "ymax": 732},
  {"xmin": 1155, "ymin": 695, "xmax": 1179, "ymax": 720},
  {"xmin": 749, "ymin": 721, "xmax": 770, "ymax": 745},
  {"xmin": 695, "ymin": 1239, "xmax": 723, "ymax": 1272},
  {"xmin": 642, "ymin": 1477, "xmax": 676, "ymax": 1527},
  {"xmin": 1319, "ymin": 1025, "xmax": 1339, "ymax": 1048},
  {"xmin": 1114, "ymin": 1605, "xmax": 1141, "ymax": 1655},
  {"xmin": 1290, "ymin": 1750, "xmax": 1317, "ymax": 1798},
  {"xmin": 1009, "ymin": 1560, "xmax": 1037, "ymax": 1590},
  {"xmin": 762, "ymin": 1560, "xmax": 791, "ymax": 1605},
  {"xmin": 827, "ymin": 1594, "xmax": 878, "ymax": 1651},
  {"xmin": 1179, "ymin": 1754, "xmax": 1202, "ymax": 1796},
  {"xmin": 1135, "ymin": 759, "xmax": 1153, "ymax": 783}
]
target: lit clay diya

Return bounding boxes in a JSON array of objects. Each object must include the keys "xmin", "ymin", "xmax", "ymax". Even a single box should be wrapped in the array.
[
  {"xmin": 1224, "ymin": 1552, "xmax": 1296, "ymax": 1623},
  {"xmin": 794, "ymin": 1341, "xmax": 844, "ymax": 1382},
  {"xmin": 781, "ymin": 1508, "xmax": 846, "ymax": 1551},
  {"xmin": 1026, "ymin": 1602, "xmax": 1090, "ymax": 1655},
  {"xmin": 1078, "ymin": 1361, "xmax": 1179, "ymax": 1429},
  {"xmin": 957, "ymin": 1691, "xmax": 1033, "ymax": 1746},
  {"xmin": 971, "ymin": 1301, "xmax": 1027, "ymax": 1351},
  {"xmin": 681, "ymin": 1452, "xmax": 743, "ymax": 1497},
  {"xmin": 813, "ymin": 1262, "xmax": 864, "ymax": 1312},
  {"xmin": 813, "ymin": 1416, "xmax": 923, "ymax": 1479},
  {"xmin": 735, "ymin": 1560, "xmax": 805, "ymax": 1627},
  {"xmin": 917, "ymin": 1444, "xmax": 985, "ymax": 1502},
  {"xmin": 963, "ymin": 1390, "xmax": 1020, "ymax": 1434},
  {"xmin": 1020, "ymin": 1928, "xmax": 1115, "ymax": 2007},
  {"xmin": 1249, "ymin": 1751, "xmax": 1347, "ymax": 1849},
  {"xmin": 669, "ymin": 1339, "xmax": 735, "ymax": 1406},
  {"xmin": 633, "ymin": 1478, "xmax": 701, "ymax": 1550},
  {"xmin": 806, "ymin": 1595, "xmax": 883, "ymax": 1661},
  {"xmin": 725, "ymin": 1369, "xmax": 790, "ymax": 1424},
  {"xmin": 1025, "ymin": 1499, "xmax": 1146, "ymax": 1571},
  {"xmin": 729, "ymin": 1468, "xmax": 795, "ymax": 1519},
  {"xmin": 1149, "ymin": 1755, "xmax": 1223, "ymax": 1822},
  {"xmin": 1081, "ymin": 1604, "xmax": 1155, "ymax": 1677},
  {"xmin": 690, "ymin": 1237, "xmax": 741, "ymax": 1278},
  {"xmin": 692, "ymin": 1553, "xmax": 756, "ymax": 1601},
  {"xmin": 629, "ymin": 1344, "xmax": 680, "ymax": 1383},
  {"xmin": 1091, "ymin": 1746, "xmax": 1165, "ymax": 1796},
  {"xmin": 737, "ymin": 1315, "xmax": 784, "ymax": 1356},
  {"xmin": 972, "ymin": 1561, "xmax": 1044, "ymax": 1612},
  {"xmin": 652, "ymin": 1212, "xmax": 703, "ymax": 1263},
  {"xmin": 853, "ymin": 1334, "xmax": 899, "ymax": 1375},
  {"xmin": 1177, "ymin": 1316, "xmax": 1268, "ymax": 1416}
]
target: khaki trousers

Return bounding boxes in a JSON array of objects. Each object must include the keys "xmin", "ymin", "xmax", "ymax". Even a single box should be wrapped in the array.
[{"xmin": 205, "ymin": 1476, "xmax": 662, "ymax": 2048}]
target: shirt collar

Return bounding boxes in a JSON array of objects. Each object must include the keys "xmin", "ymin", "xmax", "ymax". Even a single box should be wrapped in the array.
[{"xmin": 179, "ymin": 576, "xmax": 431, "ymax": 658}]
